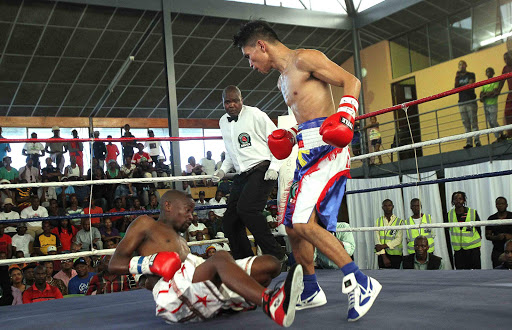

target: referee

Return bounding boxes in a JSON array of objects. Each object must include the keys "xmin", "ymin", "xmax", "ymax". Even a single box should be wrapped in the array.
[{"xmin": 213, "ymin": 85, "xmax": 285, "ymax": 261}]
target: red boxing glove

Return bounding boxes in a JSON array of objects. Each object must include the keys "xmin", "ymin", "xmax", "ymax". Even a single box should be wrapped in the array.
[
  {"xmin": 129, "ymin": 251, "xmax": 181, "ymax": 281},
  {"xmin": 320, "ymin": 95, "xmax": 357, "ymax": 148},
  {"xmin": 267, "ymin": 126, "xmax": 298, "ymax": 160}
]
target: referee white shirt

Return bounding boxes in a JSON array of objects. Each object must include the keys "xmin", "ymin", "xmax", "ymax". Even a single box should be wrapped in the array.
[{"xmin": 219, "ymin": 105, "xmax": 280, "ymax": 175}]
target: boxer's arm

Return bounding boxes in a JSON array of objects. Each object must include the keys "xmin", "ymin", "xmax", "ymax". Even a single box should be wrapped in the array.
[
  {"xmin": 295, "ymin": 49, "xmax": 361, "ymax": 97},
  {"xmin": 109, "ymin": 216, "xmax": 153, "ymax": 275}
]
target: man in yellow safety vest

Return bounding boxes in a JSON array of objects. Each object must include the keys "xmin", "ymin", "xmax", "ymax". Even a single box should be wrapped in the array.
[
  {"xmin": 374, "ymin": 199, "xmax": 403, "ymax": 269},
  {"xmin": 405, "ymin": 198, "xmax": 435, "ymax": 255}
]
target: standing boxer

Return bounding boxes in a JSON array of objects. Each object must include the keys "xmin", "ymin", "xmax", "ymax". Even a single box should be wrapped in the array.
[
  {"xmin": 233, "ymin": 20, "xmax": 381, "ymax": 321},
  {"xmin": 109, "ymin": 190, "xmax": 303, "ymax": 327},
  {"xmin": 213, "ymin": 86, "xmax": 285, "ymax": 262}
]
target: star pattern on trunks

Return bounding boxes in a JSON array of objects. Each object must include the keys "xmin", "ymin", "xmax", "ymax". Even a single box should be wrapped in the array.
[{"xmin": 194, "ymin": 294, "xmax": 214, "ymax": 307}]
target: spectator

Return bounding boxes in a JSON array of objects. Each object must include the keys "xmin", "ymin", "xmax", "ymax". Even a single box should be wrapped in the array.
[
  {"xmin": 212, "ymin": 232, "xmax": 231, "ymax": 252},
  {"xmin": 19, "ymin": 158, "xmax": 40, "ymax": 183},
  {"xmin": 132, "ymin": 143, "xmax": 152, "ymax": 164},
  {"xmin": 56, "ymin": 177, "xmax": 75, "ymax": 207},
  {"xmin": 0, "ymin": 127, "xmax": 11, "ymax": 168},
  {"xmin": 196, "ymin": 190, "xmax": 209, "ymax": 221},
  {"xmin": 401, "ymin": 236, "xmax": 443, "ymax": 270},
  {"xmin": 23, "ymin": 264, "xmax": 36, "ymax": 286},
  {"xmin": 53, "ymin": 258, "xmax": 77, "ymax": 288},
  {"xmin": 132, "ymin": 161, "xmax": 156, "ymax": 207},
  {"xmin": 206, "ymin": 245, "xmax": 216, "ymax": 258},
  {"xmin": 0, "ymin": 224, "xmax": 12, "ymax": 259},
  {"xmin": 177, "ymin": 180, "xmax": 192, "ymax": 197},
  {"xmin": 190, "ymin": 232, "xmax": 208, "ymax": 258},
  {"xmin": 22, "ymin": 132, "xmax": 45, "ymax": 169},
  {"xmin": 21, "ymin": 195, "xmax": 48, "ymax": 238},
  {"xmin": 37, "ymin": 178, "xmax": 57, "ymax": 208},
  {"xmin": 65, "ymin": 194, "xmax": 84, "ymax": 227},
  {"xmin": 186, "ymin": 212, "xmax": 208, "ymax": 241},
  {"xmin": 74, "ymin": 218, "xmax": 103, "ymax": 251},
  {"xmin": 45, "ymin": 126, "xmax": 68, "ymax": 171},
  {"xmin": 153, "ymin": 155, "xmax": 172, "ymax": 188},
  {"xmin": 64, "ymin": 156, "xmax": 81, "ymax": 179},
  {"xmin": 22, "ymin": 265, "xmax": 63, "ymax": 303},
  {"xmin": 67, "ymin": 129, "xmax": 84, "ymax": 176},
  {"xmin": 217, "ymin": 177, "xmax": 232, "ymax": 197},
  {"xmin": 68, "ymin": 257, "xmax": 95, "ymax": 295},
  {"xmin": 146, "ymin": 194, "xmax": 159, "ymax": 220},
  {"xmin": 106, "ymin": 159, "xmax": 121, "ymax": 179},
  {"xmin": 480, "ymin": 67, "xmax": 504, "ymax": 141},
  {"xmin": 109, "ymin": 198, "xmax": 126, "ymax": 224},
  {"xmin": 86, "ymin": 158, "xmax": 102, "ymax": 178},
  {"xmin": 495, "ymin": 239, "xmax": 512, "ymax": 269},
  {"xmin": 446, "ymin": 191, "xmax": 482, "ymax": 269},
  {"xmin": 86, "ymin": 255, "xmax": 130, "ymax": 295},
  {"xmin": 145, "ymin": 130, "xmax": 165, "ymax": 163},
  {"xmin": 41, "ymin": 157, "xmax": 61, "ymax": 182},
  {"xmin": 485, "ymin": 196, "xmax": 512, "ymax": 268},
  {"xmin": 105, "ymin": 239, "xmax": 117, "ymax": 249},
  {"xmin": 128, "ymin": 197, "xmax": 145, "ymax": 222},
  {"xmin": 351, "ymin": 122, "xmax": 361, "ymax": 156},
  {"xmin": 200, "ymin": 151, "xmax": 216, "ymax": 176},
  {"xmin": 374, "ymin": 199, "xmax": 403, "ymax": 269},
  {"xmin": 209, "ymin": 190, "xmax": 227, "ymax": 219},
  {"xmin": 121, "ymin": 124, "xmax": 136, "ymax": 160},
  {"xmin": 33, "ymin": 221, "xmax": 61, "ymax": 255},
  {"xmin": 100, "ymin": 218, "xmax": 121, "ymax": 245},
  {"xmin": 72, "ymin": 177, "xmax": 90, "ymax": 207},
  {"xmin": 105, "ymin": 135, "xmax": 120, "ymax": 164},
  {"xmin": 90, "ymin": 168, "xmax": 108, "ymax": 211},
  {"xmin": 315, "ymin": 222, "xmax": 355, "ymax": 269},
  {"xmin": 186, "ymin": 156, "xmax": 204, "ymax": 176},
  {"xmin": 11, "ymin": 223, "xmax": 33, "ymax": 258},
  {"xmin": 496, "ymin": 51, "xmax": 512, "ymax": 138},
  {"xmin": 116, "ymin": 156, "xmax": 137, "ymax": 202},
  {"xmin": 41, "ymin": 261, "xmax": 67, "ymax": 295},
  {"xmin": 454, "ymin": 60, "xmax": 480, "ymax": 148},
  {"xmin": 216, "ymin": 151, "xmax": 225, "ymax": 171},
  {"xmin": 364, "ymin": 116, "xmax": 382, "ymax": 165},
  {"xmin": 0, "ymin": 198, "xmax": 20, "ymax": 233},
  {"xmin": 10, "ymin": 266, "xmax": 28, "ymax": 296},
  {"xmin": 92, "ymin": 131, "xmax": 107, "ymax": 170},
  {"xmin": 0, "ymin": 178, "xmax": 14, "ymax": 206},
  {"xmin": 0, "ymin": 156, "xmax": 18, "ymax": 183},
  {"xmin": 405, "ymin": 198, "xmax": 435, "ymax": 255},
  {"xmin": 52, "ymin": 219, "xmax": 77, "ymax": 252},
  {"xmin": 14, "ymin": 179, "xmax": 31, "ymax": 211},
  {"xmin": 83, "ymin": 197, "xmax": 103, "ymax": 228}
]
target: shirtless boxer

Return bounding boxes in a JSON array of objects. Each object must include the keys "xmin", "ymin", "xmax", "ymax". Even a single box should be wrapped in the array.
[
  {"xmin": 109, "ymin": 190, "xmax": 303, "ymax": 327},
  {"xmin": 233, "ymin": 20, "xmax": 381, "ymax": 321}
]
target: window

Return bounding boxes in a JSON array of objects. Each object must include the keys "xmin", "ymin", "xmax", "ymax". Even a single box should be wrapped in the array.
[
  {"xmin": 449, "ymin": 10, "xmax": 472, "ymax": 58},
  {"xmin": 427, "ymin": 20, "xmax": 450, "ymax": 65},
  {"xmin": 1, "ymin": 127, "xmax": 27, "ymax": 170}
]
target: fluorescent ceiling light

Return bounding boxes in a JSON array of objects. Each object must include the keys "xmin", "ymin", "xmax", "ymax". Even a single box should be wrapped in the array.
[
  {"xmin": 480, "ymin": 31, "xmax": 512, "ymax": 47},
  {"xmin": 226, "ymin": 0, "xmax": 384, "ymax": 14}
]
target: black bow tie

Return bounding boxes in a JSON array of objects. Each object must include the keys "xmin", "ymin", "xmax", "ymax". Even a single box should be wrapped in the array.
[{"xmin": 228, "ymin": 116, "xmax": 238, "ymax": 122}]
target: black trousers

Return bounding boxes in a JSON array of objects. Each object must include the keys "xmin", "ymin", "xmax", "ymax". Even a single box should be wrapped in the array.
[
  {"xmin": 454, "ymin": 247, "xmax": 481, "ymax": 269},
  {"xmin": 378, "ymin": 253, "xmax": 402, "ymax": 269},
  {"xmin": 223, "ymin": 162, "xmax": 284, "ymax": 260}
]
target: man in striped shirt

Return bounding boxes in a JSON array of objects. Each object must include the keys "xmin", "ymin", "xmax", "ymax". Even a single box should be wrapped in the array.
[
  {"xmin": 22, "ymin": 265, "xmax": 63, "ymax": 303},
  {"xmin": 86, "ymin": 255, "xmax": 131, "ymax": 295}
]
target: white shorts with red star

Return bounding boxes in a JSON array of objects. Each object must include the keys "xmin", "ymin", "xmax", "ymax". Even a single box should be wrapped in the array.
[{"xmin": 152, "ymin": 254, "xmax": 256, "ymax": 323}]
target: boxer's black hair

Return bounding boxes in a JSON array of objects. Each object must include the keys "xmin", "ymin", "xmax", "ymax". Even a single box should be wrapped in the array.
[{"xmin": 233, "ymin": 20, "xmax": 280, "ymax": 48}]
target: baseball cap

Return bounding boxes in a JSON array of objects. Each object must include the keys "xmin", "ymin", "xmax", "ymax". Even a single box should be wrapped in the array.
[
  {"xmin": 52, "ymin": 126, "xmax": 60, "ymax": 131},
  {"xmin": 3, "ymin": 198, "xmax": 13, "ymax": 205},
  {"xmin": 0, "ymin": 179, "xmax": 10, "ymax": 184},
  {"xmin": 47, "ymin": 246, "xmax": 57, "ymax": 253},
  {"xmin": 215, "ymin": 232, "xmax": 225, "ymax": 239},
  {"xmin": 73, "ymin": 257, "xmax": 88, "ymax": 267},
  {"xmin": 2, "ymin": 155, "xmax": 11, "ymax": 161}
]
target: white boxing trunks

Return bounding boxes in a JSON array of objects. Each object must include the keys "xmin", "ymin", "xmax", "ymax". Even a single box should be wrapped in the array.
[{"xmin": 152, "ymin": 254, "xmax": 256, "ymax": 323}]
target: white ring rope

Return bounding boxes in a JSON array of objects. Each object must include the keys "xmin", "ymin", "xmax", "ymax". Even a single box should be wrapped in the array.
[
  {"xmin": 0, "ymin": 174, "xmax": 214, "ymax": 189},
  {"xmin": 0, "ymin": 236, "xmax": 255, "ymax": 266},
  {"xmin": 352, "ymin": 124, "xmax": 512, "ymax": 161}
]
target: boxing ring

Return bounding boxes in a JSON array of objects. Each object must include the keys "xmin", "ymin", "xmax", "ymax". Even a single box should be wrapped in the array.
[
  {"xmin": 2, "ymin": 269, "xmax": 511, "ymax": 329},
  {"xmin": 2, "ymin": 74, "xmax": 512, "ymax": 328}
]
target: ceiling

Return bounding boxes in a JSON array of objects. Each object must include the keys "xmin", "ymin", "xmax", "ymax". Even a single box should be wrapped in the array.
[{"xmin": 0, "ymin": 0, "xmax": 492, "ymax": 120}]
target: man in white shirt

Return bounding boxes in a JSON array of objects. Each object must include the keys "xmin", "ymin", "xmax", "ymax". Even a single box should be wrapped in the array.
[
  {"xmin": 216, "ymin": 151, "xmax": 225, "ymax": 171},
  {"xmin": 145, "ymin": 130, "xmax": 166, "ymax": 163},
  {"xmin": 212, "ymin": 231, "xmax": 231, "ymax": 252},
  {"xmin": 200, "ymin": 151, "xmax": 216, "ymax": 176},
  {"xmin": 186, "ymin": 213, "xmax": 208, "ymax": 241},
  {"xmin": 209, "ymin": 190, "xmax": 227, "ymax": 218},
  {"xmin": 11, "ymin": 222, "xmax": 34, "ymax": 257},
  {"xmin": 0, "ymin": 198, "xmax": 20, "ymax": 235},
  {"xmin": 19, "ymin": 158, "xmax": 40, "ymax": 183},
  {"xmin": 22, "ymin": 132, "xmax": 45, "ymax": 169},
  {"xmin": 20, "ymin": 195, "xmax": 49, "ymax": 238},
  {"xmin": 212, "ymin": 85, "xmax": 284, "ymax": 262}
]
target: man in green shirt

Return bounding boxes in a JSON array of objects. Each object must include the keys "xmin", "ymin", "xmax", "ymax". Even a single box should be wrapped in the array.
[
  {"xmin": 0, "ymin": 156, "xmax": 19, "ymax": 183},
  {"xmin": 315, "ymin": 222, "xmax": 355, "ymax": 269},
  {"xmin": 480, "ymin": 67, "xmax": 505, "ymax": 141},
  {"xmin": 401, "ymin": 236, "xmax": 443, "ymax": 270}
]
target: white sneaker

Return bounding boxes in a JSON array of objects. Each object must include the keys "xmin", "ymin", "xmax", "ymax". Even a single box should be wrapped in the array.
[
  {"xmin": 342, "ymin": 273, "xmax": 381, "ymax": 322},
  {"xmin": 296, "ymin": 286, "xmax": 327, "ymax": 310}
]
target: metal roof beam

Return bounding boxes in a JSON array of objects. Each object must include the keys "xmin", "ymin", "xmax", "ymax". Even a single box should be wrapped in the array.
[{"xmin": 355, "ymin": 0, "xmax": 423, "ymax": 28}]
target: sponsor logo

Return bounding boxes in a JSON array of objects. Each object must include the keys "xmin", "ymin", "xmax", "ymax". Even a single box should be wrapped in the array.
[
  {"xmin": 238, "ymin": 133, "xmax": 252, "ymax": 148},
  {"xmin": 341, "ymin": 117, "xmax": 354, "ymax": 129}
]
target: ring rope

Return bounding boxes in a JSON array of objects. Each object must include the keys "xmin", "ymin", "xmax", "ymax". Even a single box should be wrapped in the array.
[
  {"xmin": 0, "ymin": 174, "xmax": 214, "ymax": 189},
  {"xmin": 346, "ymin": 169, "xmax": 512, "ymax": 195},
  {"xmin": 351, "ymin": 124, "xmax": 512, "ymax": 162}
]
